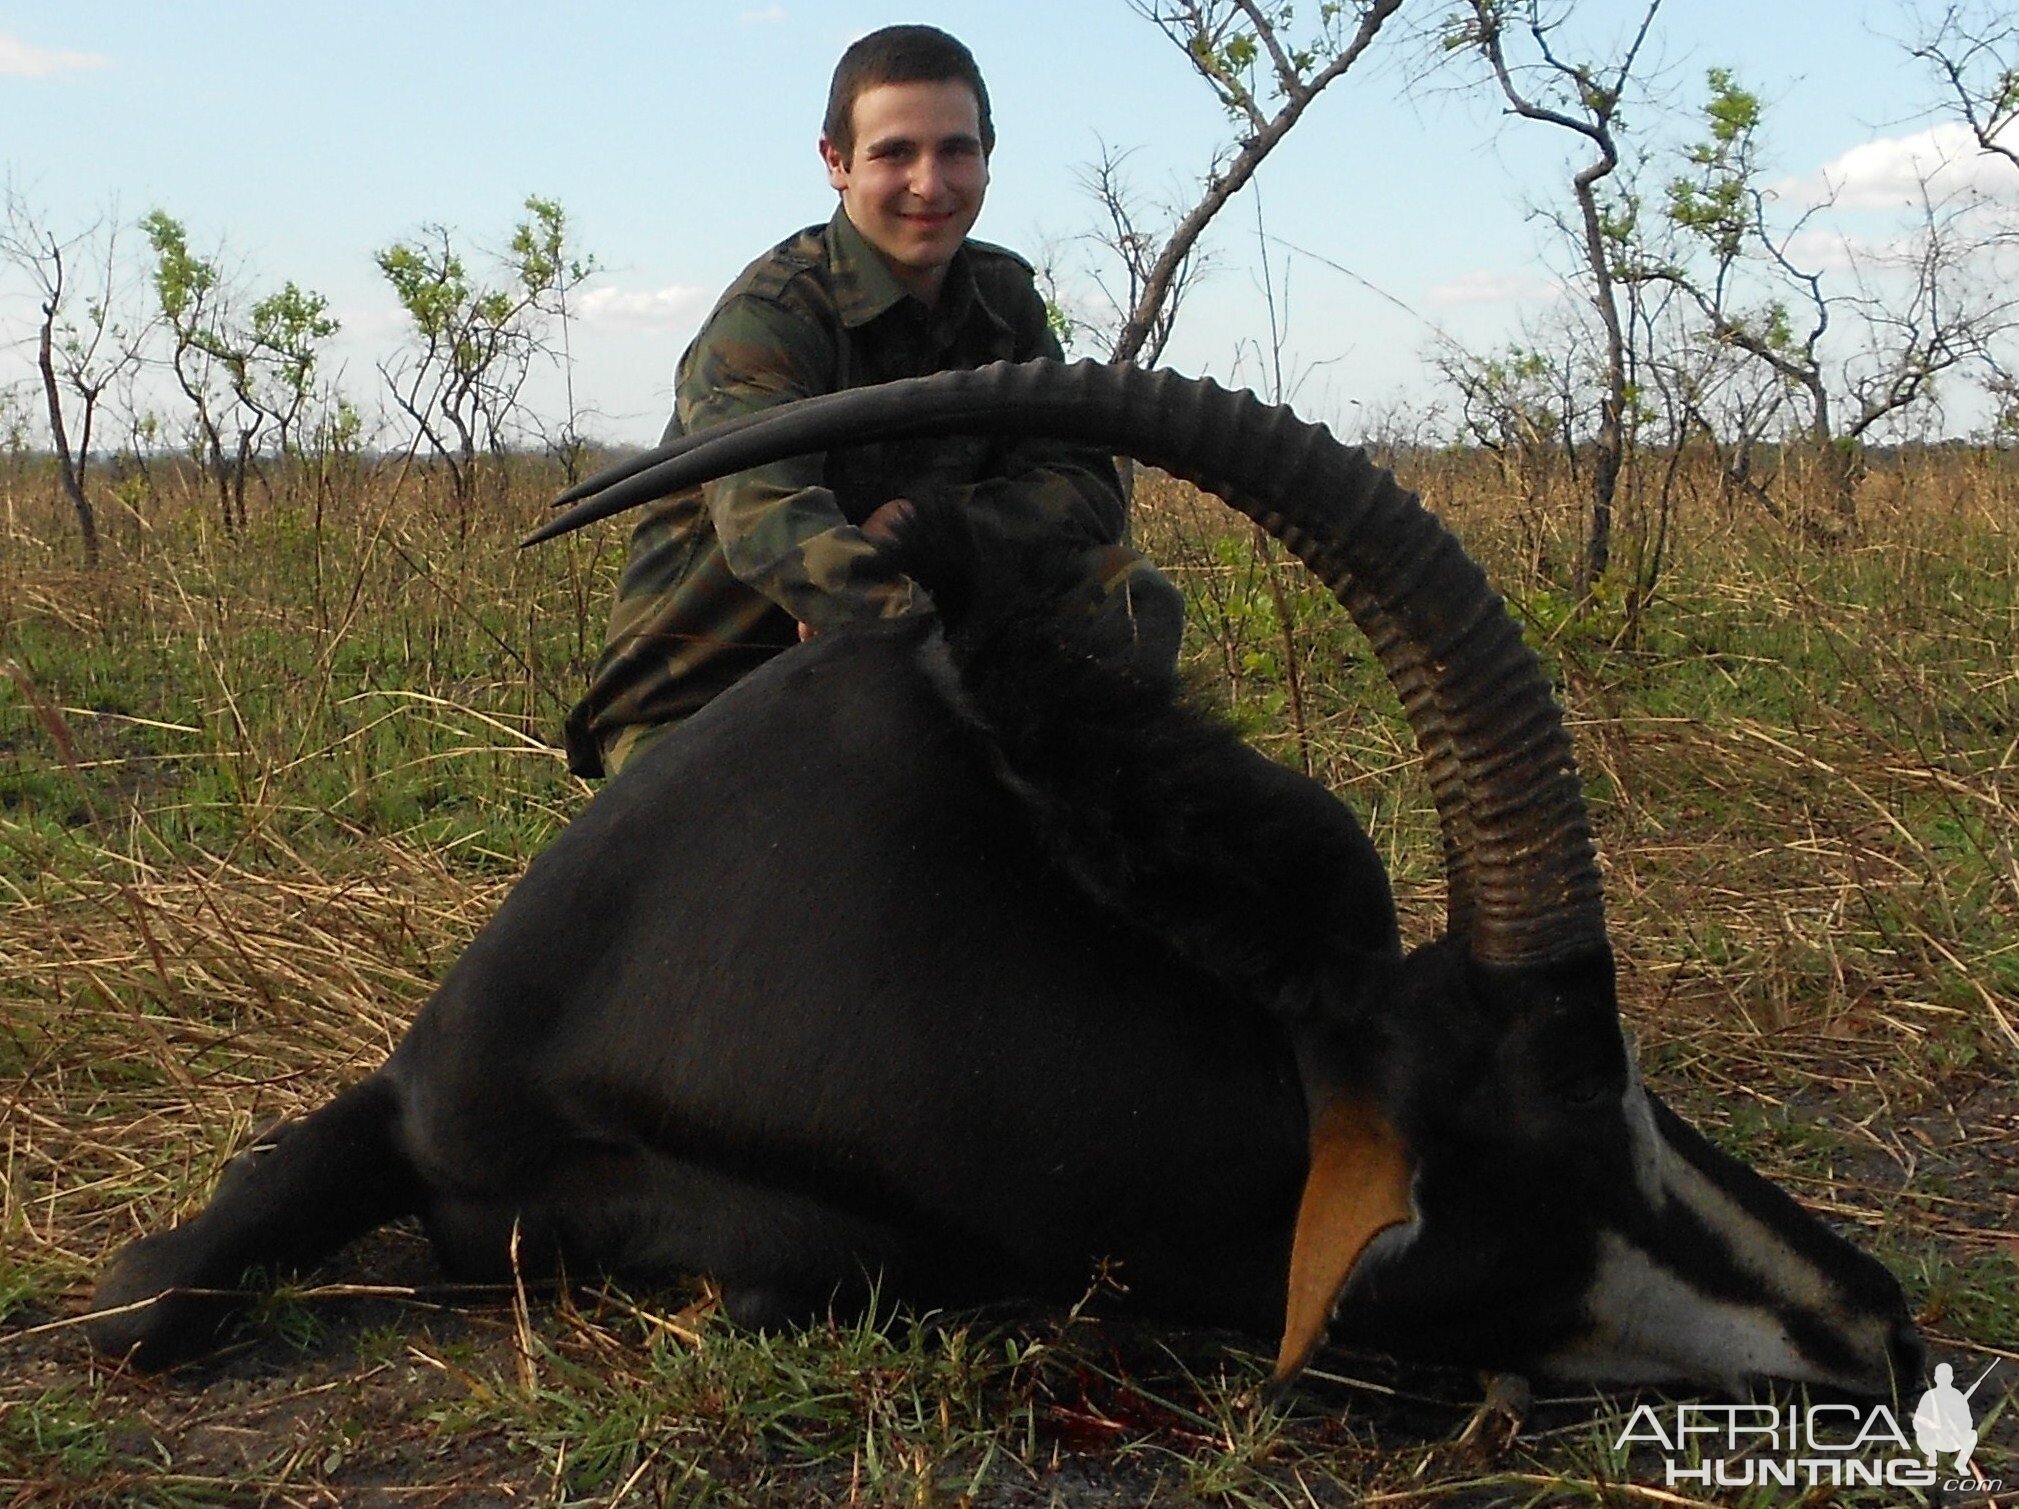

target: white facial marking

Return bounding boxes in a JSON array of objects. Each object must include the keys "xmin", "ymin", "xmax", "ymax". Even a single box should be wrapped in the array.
[
  {"xmin": 1547, "ymin": 1231, "xmax": 1813, "ymax": 1390},
  {"xmin": 1654, "ymin": 1124, "xmax": 1840, "ymax": 1315},
  {"xmin": 1554, "ymin": 1110, "xmax": 1902, "ymax": 1391}
]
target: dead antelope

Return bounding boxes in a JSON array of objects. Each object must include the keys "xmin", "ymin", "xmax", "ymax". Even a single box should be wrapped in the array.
[{"xmin": 88, "ymin": 360, "xmax": 1922, "ymax": 1399}]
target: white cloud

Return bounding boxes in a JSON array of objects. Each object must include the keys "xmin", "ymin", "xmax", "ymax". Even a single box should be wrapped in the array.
[
  {"xmin": 0, "ymin": 32, "xmax": 112, "ymax": 77},
  {"xmin": 1789, "ymin": 121, "xmax": 2019, "ymax": 211},
  {"xmin": 739, "ymin": 5, "xmax": 787, "ymax": 23},
  {"xmin": 578, "ymin": 283, "xmax": 712, "ymax": 334},
  {"xmin": 332, "ymin": 300, "xmax": 414, "ymax": 346},
  {"xmin": 1427, "ymin": 269, "xmax": 1562, "ymax": 309},
  {"xmin": 1779, "ymin": 225, "xmax": 1864, "ymax": 276}
]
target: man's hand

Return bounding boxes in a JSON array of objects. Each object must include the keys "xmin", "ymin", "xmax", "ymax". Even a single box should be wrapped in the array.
[
  {"xmin": 799, "ymin": 498, "xmax": 920, "ymax": 643},
  {"xmin": 862, "ymin": 496, "xmax": 916, "ymax": 543}
]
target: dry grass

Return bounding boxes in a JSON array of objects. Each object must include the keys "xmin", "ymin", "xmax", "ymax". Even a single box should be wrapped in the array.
[{"xmin": 1, "ymin": 448, "xmax": 2014, "ymax": 1504}]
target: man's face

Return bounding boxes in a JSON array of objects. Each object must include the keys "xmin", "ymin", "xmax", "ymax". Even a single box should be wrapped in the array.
[{"xmin": 821, "ymin": 79, "xmax": 988, "ymax": 305}]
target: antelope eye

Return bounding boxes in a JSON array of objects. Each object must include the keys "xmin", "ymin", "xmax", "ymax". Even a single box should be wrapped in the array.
[{"xmin": 1559, "ymin": 1078, "xmax": 1613, "ymax": 1112}]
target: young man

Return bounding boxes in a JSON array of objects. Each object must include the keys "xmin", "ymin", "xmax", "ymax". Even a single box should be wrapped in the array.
[{"xmin": 564, "ymin": 24, "xmax": 1182, "ymax": 778}]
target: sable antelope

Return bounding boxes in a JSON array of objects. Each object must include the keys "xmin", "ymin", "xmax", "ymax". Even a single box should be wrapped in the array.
[{"xmin": 87, "ymin": 361, "xmax": 1921, "ymax": 1396}]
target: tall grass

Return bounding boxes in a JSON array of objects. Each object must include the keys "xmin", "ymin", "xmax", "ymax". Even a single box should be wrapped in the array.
[{"xmin": 1, "ymin": 445, "xmax": 2013, "ymax": 1504}]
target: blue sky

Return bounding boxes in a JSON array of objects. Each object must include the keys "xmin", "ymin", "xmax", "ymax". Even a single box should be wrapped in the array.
[{"xmin": 3, "ymin": 2, "xmax": 2011, "ymax": 442}]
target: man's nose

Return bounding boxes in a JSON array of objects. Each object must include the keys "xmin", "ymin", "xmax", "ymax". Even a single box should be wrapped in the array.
[{"xmin": 909, "ymin": 155, "xmax": 948, "ymax": 202}]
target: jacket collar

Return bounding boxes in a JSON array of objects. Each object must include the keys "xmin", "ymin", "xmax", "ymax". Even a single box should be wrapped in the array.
[{"xmin": 826, "ymin": 207, "xmax": 1007, "ymax": 342}]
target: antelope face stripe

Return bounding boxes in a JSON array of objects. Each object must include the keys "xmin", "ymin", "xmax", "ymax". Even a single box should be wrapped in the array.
[
  {"xmin": 1542, "ymin": 1230, "xmax": 1821, "ymax": 1391},
  {"xmin": 1544, "ymin": 1087, "xmax": 1920, "ymax": 1394}
]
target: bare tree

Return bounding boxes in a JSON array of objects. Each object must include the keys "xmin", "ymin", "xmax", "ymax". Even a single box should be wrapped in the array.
[
  {"xmin": 1435, "ymin": 337, "xmax": 1577, "ymax": 575},
  {"xmin": 1092, "ymin": 0, "xmax": 1405, "ymax": 365},
  {"xmin": 1447, "ymin": 0, "xmax": 1661, "ymax": 595},
  {"xmin": 1072, "ymin": 141, "xmax": 1210, "ymax": 366},
  {"xmin": 1647, "ymin": 302, "xmax": 1796, "ymax": 521},
  {"xmin": 1906, "ymin": 3, "xmax": 2019, "ymax": 435},
  {"xmin": 1910, "ymin": 2, "xmax": 2019, "ymax": 172},
  {"xmin": 1, "ymin": 188, "xmax": 150, "ymax": 566}
]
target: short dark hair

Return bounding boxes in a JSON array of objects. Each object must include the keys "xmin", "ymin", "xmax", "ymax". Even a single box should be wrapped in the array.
[{"xmin": 823, "ymin": 24, "xmax": 994, "ymax": 163}]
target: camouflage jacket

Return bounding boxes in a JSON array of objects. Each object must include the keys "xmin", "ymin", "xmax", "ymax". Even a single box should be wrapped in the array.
[{"xmin": 563, "ymin": 207, "xmax": 1124, "ymax": 777}]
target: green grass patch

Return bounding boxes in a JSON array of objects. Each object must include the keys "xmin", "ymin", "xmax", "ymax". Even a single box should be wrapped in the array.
[{"xmin": 1, "ymin": 455, "xmax": 2013, "ymax": 1503}]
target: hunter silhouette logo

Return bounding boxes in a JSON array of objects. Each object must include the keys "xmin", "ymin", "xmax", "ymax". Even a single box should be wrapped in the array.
[
  {"xmin": 1616, "ymin": 1360, "xmax": 2006, "ymax": 1491},
  {"xmin": 1914, "ymin": 1361, "xmax": 1997, "ymax": 1474}
]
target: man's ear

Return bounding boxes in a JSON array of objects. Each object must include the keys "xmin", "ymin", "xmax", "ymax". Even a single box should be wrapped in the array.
[
  {"xmin": 1274, "ymin": 1093, "xmax": 1417, "ymax": 1382},
  {"xmin": 819, "ymin": 135, "xmax": 849, "ymax": 191}
]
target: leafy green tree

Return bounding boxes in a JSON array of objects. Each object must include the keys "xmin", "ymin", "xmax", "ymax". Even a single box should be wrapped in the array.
[
  {"xmin": 1658, "ymin": 69, "xmax": 1996, "ymax": 529},
  {"xmin": 513, "ymin": 195, "xmax": 600, "ymax": 483},
  {"xmin": 247, "ymin": 281, "xmax": 341, "ymax": 461},
  {"xmin": 377, "ymin": 196, "xmax": 596, "ymax": 517},
  {"xmin": 143, "ymin": 209, "xmax": 239, "ymax": 530},
  {"xmin": 141, "ymin": 210, "xmax": 337, "ymax": 534}
]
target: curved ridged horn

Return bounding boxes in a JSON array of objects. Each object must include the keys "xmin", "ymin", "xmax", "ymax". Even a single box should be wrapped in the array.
[{"xmin": 529, "ymin": 360, "xmax": 1603, "ymax": 969}]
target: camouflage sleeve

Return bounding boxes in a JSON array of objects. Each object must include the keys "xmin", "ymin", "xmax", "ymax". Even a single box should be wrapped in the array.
[
  {"xmin": 677, "ymin": 294, "xmax": 926, "ymax": 631},
  {"xmin": 954, "ymin": 282, "xmax": 1126, "ymax": 547}
]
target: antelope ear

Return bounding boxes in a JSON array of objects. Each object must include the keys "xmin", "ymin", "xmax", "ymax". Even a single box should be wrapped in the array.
[{"xmin": 1274, "ymin": 1095, "xmax": 1417, "ymax": 1382}]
